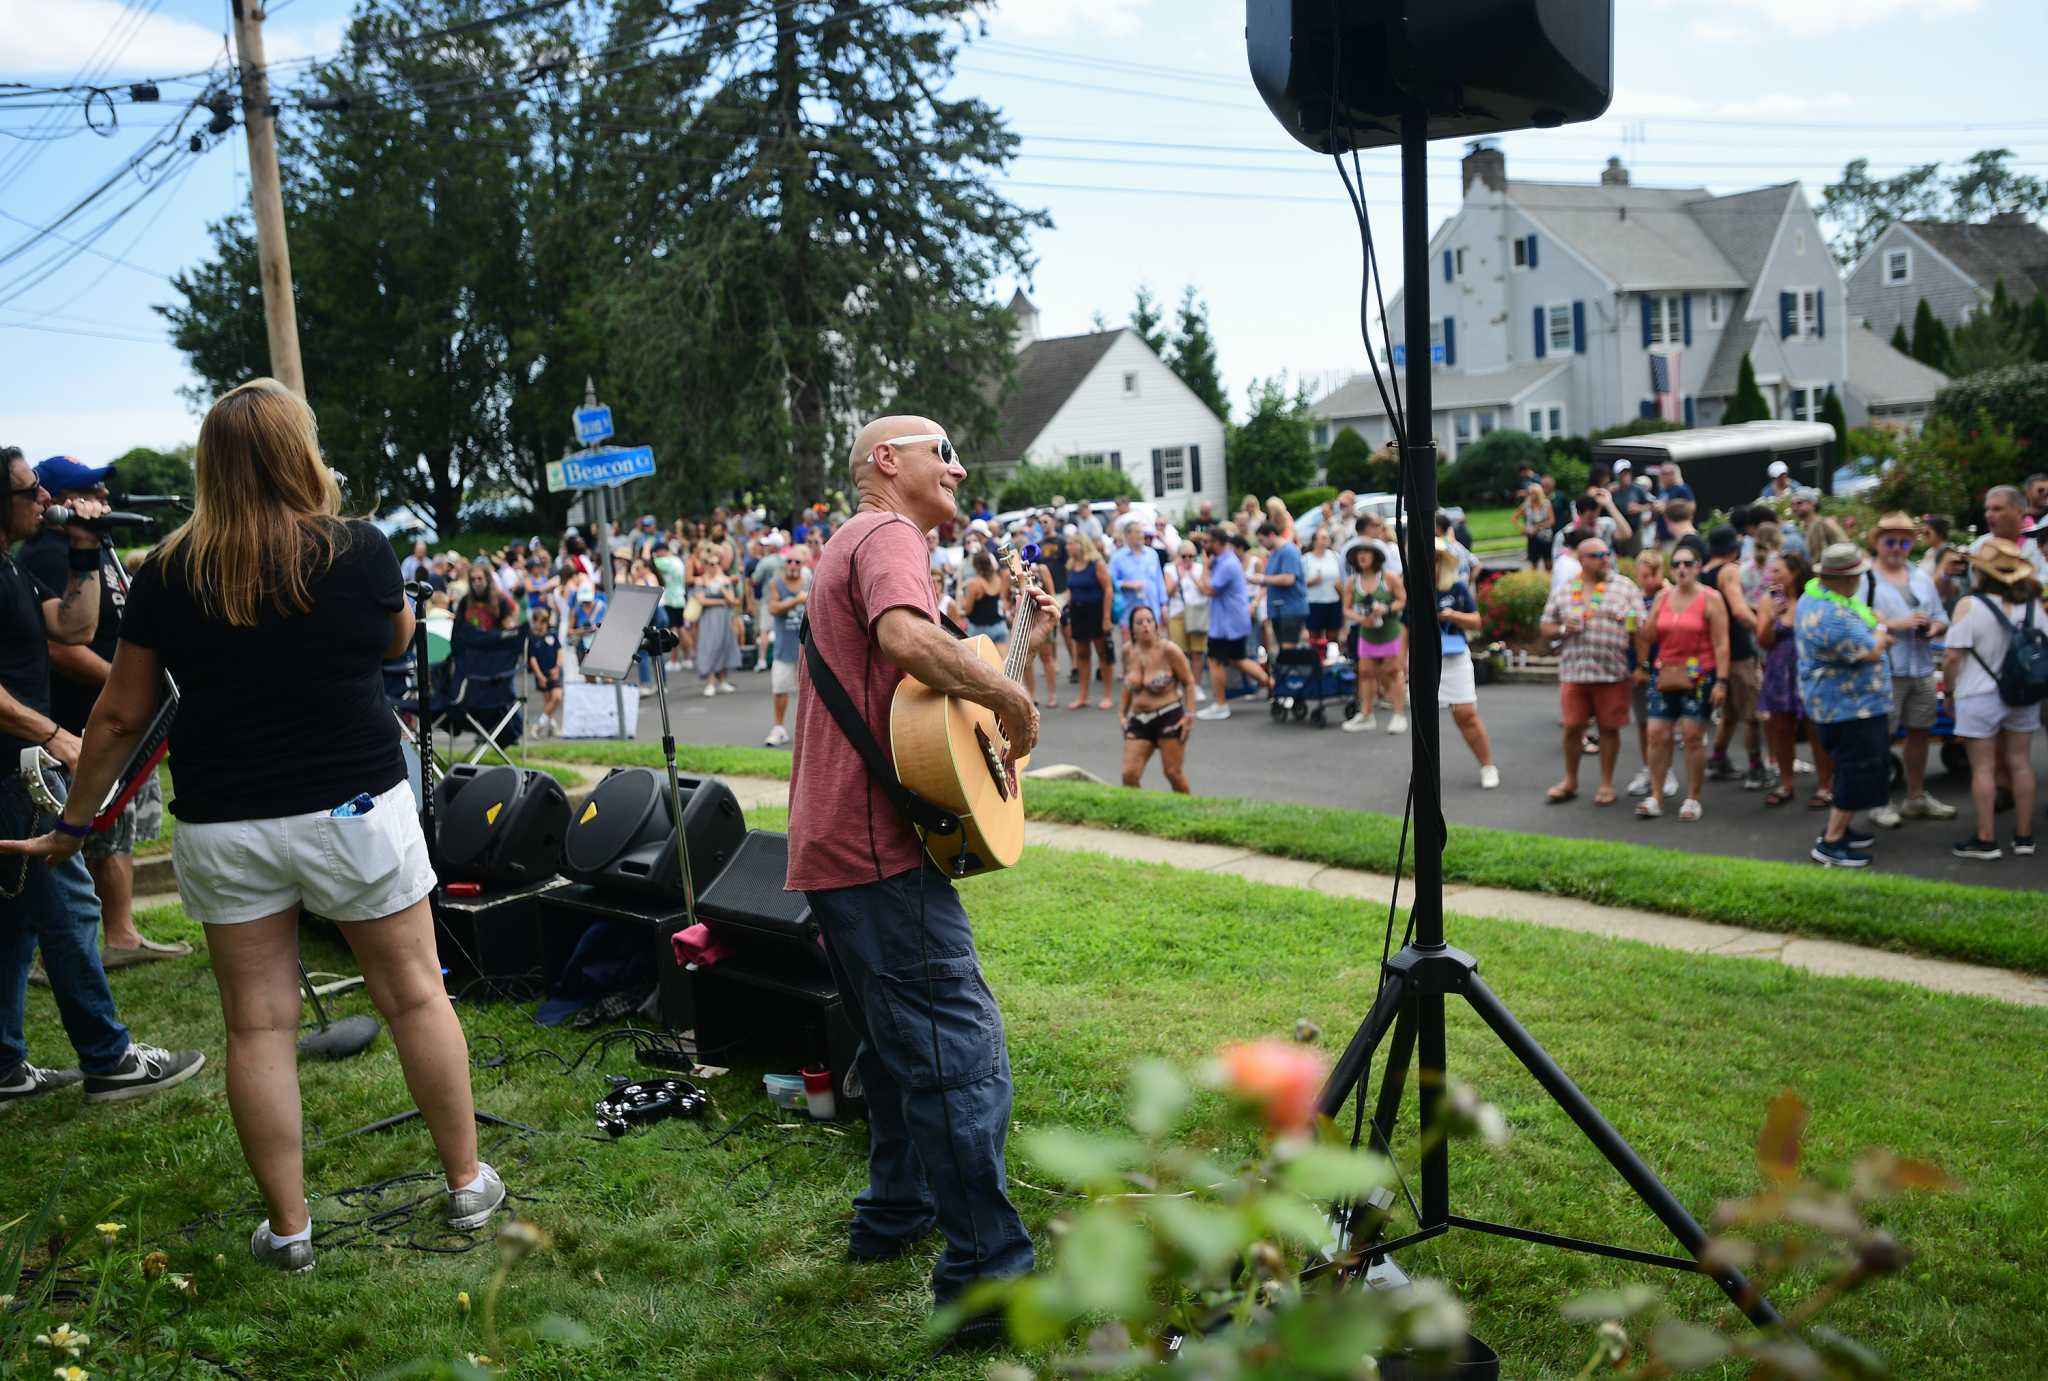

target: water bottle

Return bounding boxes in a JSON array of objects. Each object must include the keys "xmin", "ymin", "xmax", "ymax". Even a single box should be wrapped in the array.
[{"xmin": 330, "ymin": 792, "xmax": 377, "ymax": 817}]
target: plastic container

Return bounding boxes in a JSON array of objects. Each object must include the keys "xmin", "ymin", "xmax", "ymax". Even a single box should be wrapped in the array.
[
  {"xmin": 800, "ymin": 1067, "xmax": 836, "ymax": 1121},
  {"xmin": 762, "ymin": 1072, "xmax": 807, "ymax": 1112}
]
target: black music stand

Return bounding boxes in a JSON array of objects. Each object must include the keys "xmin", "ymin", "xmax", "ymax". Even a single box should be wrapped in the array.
[{"xmin": 1313, "ymin": 107, "xmax": 1777, "ymax": 1328}]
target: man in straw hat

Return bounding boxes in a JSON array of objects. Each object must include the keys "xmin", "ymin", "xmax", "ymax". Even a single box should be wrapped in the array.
[
  {"xmin": 1430, "ymin": 537, "xmax": 1500, "ymax": 789},
  {"xmin": 1942, "ymin": 536, "xmax": 2044, "ymax": 861},
  {"xmin": 1973, "ymin": 485, "xmax": 2047, "ymax": 582},
  {"xmin": 1795, "ymin": 542, "xmax": 1893, "ymax": 867},
  {"xmin": 1862, "ymin": 512, "xmax": 1958, "ymax": 829}
]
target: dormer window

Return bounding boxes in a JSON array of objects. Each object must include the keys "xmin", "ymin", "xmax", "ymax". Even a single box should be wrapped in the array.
[{"xmin": 1885, "ymin": 249, "xmax": 1911, "ymax": 285}]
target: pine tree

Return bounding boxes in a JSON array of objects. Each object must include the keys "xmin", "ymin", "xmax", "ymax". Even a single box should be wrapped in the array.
[
  {"xmin": 1910, "ymin": 299, "xmax": 1955, "ymax": 373},
  {"xmin": 1890, "ymin": 322, "xmax": 1912, "ymax": 354},
  {"xmin": 1723, "ymin": 353, "xmax": 1772, "ymax": 423},
  {"xmin": 1166, "ymin": 285, "xmax": 1230, "ymax": 422},
  {"xmin": 1129, "ymin": 286, "xmax": 1169, "ymax": 355},
  {"xmin": 2022, "ymin": 294, "xmax": 2048, "ymax": 363},
  {"xmin": 1818, "ymin": 386, "xmax": 1848, "ymax": 448}
]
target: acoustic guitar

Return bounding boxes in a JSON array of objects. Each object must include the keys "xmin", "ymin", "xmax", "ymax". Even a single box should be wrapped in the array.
[{"xmin": 890, "ymin": 540, "xmax": 1043, "ymax": 878}]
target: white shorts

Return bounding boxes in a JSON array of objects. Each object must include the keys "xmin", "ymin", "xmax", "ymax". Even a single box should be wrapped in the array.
[
  {"xmin": 1438, "ymin": 652, "xmax": 1477, "ymax": 708},
  {"xmin": 770, "ymin": 657, "xmax": 799, "ymax": 695},
  {"xmin": 171, "ymin": 780, "xmax": 436, "ymax": 926},
  {"xmin": 1952, "ymin": 692, "xmax": 2038, "ymax": 740}
]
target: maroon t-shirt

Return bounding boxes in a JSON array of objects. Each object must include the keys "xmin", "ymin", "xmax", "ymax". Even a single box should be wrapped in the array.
[{"xmin": 786, "ymin": 511, "xmax": 939, "ymax": 892}]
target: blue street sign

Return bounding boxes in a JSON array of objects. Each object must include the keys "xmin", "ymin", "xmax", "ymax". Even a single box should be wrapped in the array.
[
  {"xmin": 1430, "ymin": 343, "xmax": 1445, "ymax": 364},
  {"xmin": 1391, "ymin": 344, "xmax": 1406, "ymax": 367},
  {"xmin": 574, "ymin": 404, "xmax": 614, "ymax": 446},
  {"xmin": 557, "ymin": 445, "xmax": 654, "ymax": 490}
]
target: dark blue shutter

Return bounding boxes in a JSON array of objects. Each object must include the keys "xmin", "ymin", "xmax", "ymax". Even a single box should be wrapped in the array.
[
  {"xmin": 1682, "ymin": 292, "xmax": 1693, "ymax": 346},
  {"xmin": 1572, "ymin": 301, "xmax": 1586, "ymax": 353},
  {"xmin": 1779, "ymin": 291, "xmax": 1795, "ymax": 339},
  {"xmin": 1533, "ymin": 306, "xmax": 1547, "ymax": 359},
  {"xmin": 1640, "ymin": 400, "xmax": 1657, "ymax": 419},
  {"xmin": 1640, "ymin": 296, "xmax": 1653, "ymax": 347},
  {"xmin": 1189, "ymin": 444, "xmax": 1202, "ymax": 492},
  {"xmin": 1816, "ymin": 289, "xmax": 1825, "ymax": 337},
  {"xmin": 1683, "ymin": 397, "xmax": 1696, "ymax": 426},
  {"xmin": 1443, "ymin": 250, "xmax": 1453, "ymax": 282},
  {"xmin": 1443, "ymin": 317, "xmax": 1456, "ymax": 366},
  {"xmin": 1526, "ymin": 234, "xmax": 1539, "ymax": 268},
  {"xmin": 1151, "ymin": 449, "xmax": 1164, "ymax": 498}
]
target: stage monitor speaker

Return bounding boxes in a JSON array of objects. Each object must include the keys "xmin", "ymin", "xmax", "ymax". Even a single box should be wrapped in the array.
[
  {"xmin": 432, "ymin": 764, "xmax": 570, "ymax": 888},
  {"xmin": 696, "ymin": 830, "xmax": 818, "ymax": 963},
  {"xmin": 1246, "ymin": 0, "xmax": 1612, "ymax": 153},
  {"xmin": 560, "ymin": 767, "xmax": 746, "ymax": 902}
]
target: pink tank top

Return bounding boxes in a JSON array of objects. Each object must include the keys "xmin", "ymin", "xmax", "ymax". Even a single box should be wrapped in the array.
[{"xmin": 1655, "ymin": 589, "xmax": 1715, "ymax": 674}]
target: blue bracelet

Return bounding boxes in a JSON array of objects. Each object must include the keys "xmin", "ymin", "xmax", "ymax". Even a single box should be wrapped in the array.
[{"xmin": 51, "ymin": 816, "xmax": 92, "ymax": 838}]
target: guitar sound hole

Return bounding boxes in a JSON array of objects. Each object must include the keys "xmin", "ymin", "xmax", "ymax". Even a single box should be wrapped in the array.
[{"xmin": 974, "ymin": 725, "xmax": 1011, "ymax": 801}]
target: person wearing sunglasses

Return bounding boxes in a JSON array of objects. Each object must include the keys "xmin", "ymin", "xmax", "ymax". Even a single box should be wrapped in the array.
[
  {"xmin": 1861, "ymin": 512, "xmax": 1956, "ymax": 829},
  {"xmin": 786, "ymin": 416, "xmax": 1055, "ymax": 1347},
  {"xmin": 1634, "ymin": 536, "xmax": 1730, "ymax": 821}
]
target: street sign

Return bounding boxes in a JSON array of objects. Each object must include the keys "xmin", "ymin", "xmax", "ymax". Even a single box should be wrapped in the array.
[
  {"xmin": 1430, "ymin": 343, "xmax": 1445, "ymax": 365},
  {"xmin": 552, "ymin": 445, "xmax": 655, "ymax": 491},
  {"xmin": 574, "ymin": 403, "xmax": 614, "ymax": 446},
  {"xmin": 1392, "ymin": 344, "xmax": 1406, "ymax": 367}
]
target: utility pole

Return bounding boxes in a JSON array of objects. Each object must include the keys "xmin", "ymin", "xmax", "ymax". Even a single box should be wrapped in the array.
[{"xmin": 230, "ymin": 0, "xmax": 305, "ymax": 397}]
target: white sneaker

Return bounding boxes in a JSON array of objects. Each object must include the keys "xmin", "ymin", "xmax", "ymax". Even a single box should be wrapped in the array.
[
  {"xmin": 1194, "ymin": 684, "xmax": 1209, "ymax": 703},
  {"xmin": 764, "ymin": 724, "xmax": 790, "ymax": 747},
  {"xmin": 1870, "ymin": 803, "xmax": 1903, "ymax": 830},
  {"xmin": 1664, "ymin": 770, "xmax": 1680, "ymax": 797},
  {"xmin": 1793, "ymin": 757, "xmax": 1814, "ymax": 776},
  {"xmin": 703, "ymin": 683, "xmax": 718, "ymax": 698},
  {"xmin": 1626, "ymin": 767, "xmax": 1652, "ymax": 798},
  {"xmin": 755, "ymin": 661, "xmax": 770, "ymax": 673},
  {"xmin": 1479, "ymin": 765, "xmax": 1500, "ymax": 790},
  {"xmin": 1902, "ymin": 793, "xmax": 1958, "ymax": 821},
  {"xmin": 1194, "ymin": 704, "xmax": 1232, "ymax": 722},
  {"xmin": 719, "ymin": 682, "xmax": 736, "ymax": 694},
  {"xmin": 637, "ymin": 686, "xmax": 654, "ymax": 699},
  {"xmin": 1341, "ymin": 713, "xmax": 1373, "ymax": 733},
  {"xmin": 1385, "ymin": 715, "xmax": 1408, "ymax": 735}
]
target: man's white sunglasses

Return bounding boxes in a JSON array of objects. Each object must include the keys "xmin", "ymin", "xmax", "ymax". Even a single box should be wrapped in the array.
[{"xmin": 865, "ymin": 433, "xmax": 960, "ymax": 467}]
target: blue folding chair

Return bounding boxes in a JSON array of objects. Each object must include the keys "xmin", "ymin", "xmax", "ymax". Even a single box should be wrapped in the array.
[{"xmin": 437, "ymin": 622, "xmax": 527, "ymax": 767}]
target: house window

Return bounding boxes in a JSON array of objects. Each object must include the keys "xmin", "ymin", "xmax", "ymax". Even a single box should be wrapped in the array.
[
  {"xmin": 1454, "ymin": 247, "xmax": 1466, "ymax": 274},
  {"xmin": 1548, "ymin": 406, "xmax": 1563, "ymax": 435},
  {"xmin": 1789, "ymin": 386, "xmax": 1826, "ymax": 422},
  {"xmin": 1453, "ymin": 413, "xmax": 1473, "ymax": 448},
  {"xmin": 1312, "ymin": 422, "xmax": 1330, "ymax": 447},
  {"xmin": 1547, "ymin": 303, "xmax": 1572, "ymax": 352},
  {"xmin": 1798, "ymin": 290, "xmax": 1820, "ymax": 338},
  {"xmin": 1707, "ymin": 292, "xmax": 1722, "ymax": 327},
  {"xmin": 1122, "ymin": 371, "xmax": 1139, "ymax": 395},
  {"xmin": 1647, "ymin": 293, "xmax": 1683, "ymax": 346},
  {"xmin": 1512, "ymin": 238, "xmax": 1528, "ymax": 268},
  {"xmin": 1478, "ymin": 411, "xmax": 1495, "ymax": 436},
  {"xmin": 1073, "ymin": 452, "xmax": 1107, "ymax": 467},
  {"xmin": 1794, "ymin": 228, "xmax": 1806, "ymax": 256},
  {"xmin": 1160, "ymin": 446, "xmax": 1187, "ymax": 492},
  {"xmin": 1886, "ymin": 249, "xmax": 1911, "ymax": 285},
  {"xmin": 1528, "ymin": 408, "xmax": 1543, "ymax": 433}
]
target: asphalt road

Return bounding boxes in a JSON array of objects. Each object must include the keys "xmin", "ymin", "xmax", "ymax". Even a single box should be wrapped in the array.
[{"xmin": 532, "ymin": 656, "xmax": 2048, "ymax": 890}]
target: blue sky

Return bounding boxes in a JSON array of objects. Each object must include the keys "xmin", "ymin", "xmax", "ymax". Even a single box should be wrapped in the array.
[{"xmin": 2, "ymin": 0, "xmax": 2044, "ymax": 466}]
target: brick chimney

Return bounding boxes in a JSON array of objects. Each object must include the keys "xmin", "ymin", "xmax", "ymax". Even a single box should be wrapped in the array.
[
  {"xmin": 1461, "ymin": 140, "xmax": 1505, "ymax": 196},
  {"xmin": 1601, "ymin": 156, "xmax": 1630, "ymax": 187}
]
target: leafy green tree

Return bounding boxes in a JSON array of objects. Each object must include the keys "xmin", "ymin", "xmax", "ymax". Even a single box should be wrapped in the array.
[
  {"xmin": 996, "ymin": 461, "xmax": 1139, "ymax": 511},
  {"xmin": 1438, "ymin": 429, "xmax": 1546, "ymax": 507},
  {"xmin": 2024, "ymin": 294, "xmax": 2048, "ymax": 364},
  {"xmin": 1949, "ymin": 288, "xmax": 2037, "ymax": 376},
  {"xmin": 1128, "ymin": 286, "xmax": 1168, "ymax": 356},
  {"xmin": 1166, "ymin": 286, "xmax": 1228, "ymax": 422},
  {"xmin": 1819, "ymin": 158, "xmax": 1942, "ymax": 266},
  {"xmin": 1890, "ymin": 322, "xmax": 1912, "ymax": 355},
  {"xmin": 1910, "ymin": 299, "xmax": 1955, "ymax": 374},
  {"xmin": 1321, "ymin": 427, "xmax": 1378, "ymax": 493},
  {"xmin": 1947, "ymin": 148, "xmax": 2048, "ymax": 221},
  {"xmin": 1722, "ymin": 353, "xmax": 1773, "ymax": 423},
  {"xmin": 1227, "ymin": 376, "xmax": 1316, "ymax": 502},
  {"xmin": 109, "ymin": 444, "xmax": 194, "ymax": 498},
  {"xmin": 1818, "ymin": 386, "xmax": 1848, "ymax": 449},
  {"xmin": 1587, "ymin": 417, "xmax": 1685, "ymax": 443}
]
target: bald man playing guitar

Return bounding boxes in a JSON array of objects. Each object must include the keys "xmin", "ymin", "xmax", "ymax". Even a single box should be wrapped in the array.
[{"xmin": 786, "ymin": 416, "xmax": 1056, "ymax": 1348}]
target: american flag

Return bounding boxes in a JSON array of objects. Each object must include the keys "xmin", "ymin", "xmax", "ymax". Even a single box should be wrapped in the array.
[{"xmin": 1648, "ymin": 350, "xmax": 1682, "ymax": 422}]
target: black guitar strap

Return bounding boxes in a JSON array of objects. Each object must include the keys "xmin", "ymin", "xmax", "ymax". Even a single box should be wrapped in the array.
[{"xmin": 797, "ymin": 539, "xmax": 968, "ymax": 839}]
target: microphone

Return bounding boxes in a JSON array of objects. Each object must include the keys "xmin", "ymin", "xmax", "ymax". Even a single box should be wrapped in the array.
[
  {"xmin": 118, "ymin": 495, "xmax": 189, "ymax": 508},
  {"xmin": 45, "ymin": 505, "xmax": 151, "ymax": 532}
]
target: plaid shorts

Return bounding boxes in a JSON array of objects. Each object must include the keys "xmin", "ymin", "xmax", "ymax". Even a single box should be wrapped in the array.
[{"xmin": 83, "ymin": 770, "xmax": 163, "ymax": 862}]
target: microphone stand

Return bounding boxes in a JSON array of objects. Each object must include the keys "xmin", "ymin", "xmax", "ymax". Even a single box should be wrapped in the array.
[
  {"xmin": 404, "ymin": 580, "xmax": 440, "ymax": 865},
  {"xmin": 639, "ymin": 623, "xmax": 699, "ymax": 932}
]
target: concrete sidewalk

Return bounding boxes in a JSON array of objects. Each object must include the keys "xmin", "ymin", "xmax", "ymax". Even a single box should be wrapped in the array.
[{"xmin": 709, "ymin": 773, "xmax": 2048, "ymax": 1010}]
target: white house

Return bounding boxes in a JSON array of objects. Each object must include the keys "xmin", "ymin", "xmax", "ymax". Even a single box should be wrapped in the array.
[
  {"xmin": 1844, "ymin": 214, "xmax": 2048, "ymax": 342},
  {"xmin": 979, "ymin": 292, "xmax": 1228, "ymax": 520},
  {"xmin": 1312, "ymin": 146, "xmax": 1936, "ymax": 449}
]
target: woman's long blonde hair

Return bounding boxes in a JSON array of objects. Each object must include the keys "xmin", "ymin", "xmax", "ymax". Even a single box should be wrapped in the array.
[{"xmin": 156, "ymin": 378, "xmax": 343, "ymax": 627}]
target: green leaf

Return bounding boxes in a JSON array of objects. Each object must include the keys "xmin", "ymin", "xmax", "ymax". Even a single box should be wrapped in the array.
[
  {"xmin": 1807, "ymin": 1325, "xmax": 1893, "ymax": 1379},
  {"xmin": 533, "ymin": 1314, "xmax": 596, "ymax": 1348},
  {"xmin": 1255, "ymin": 1194, "xmax": 1340, "ymax": 1250},
  {"xmin": 1022, "ymin": 1127, "xmax": 1144, "ymax": 1190},
  {"xmin": 1126, "ymin": 1059, "xmax": 1189, "ymax": 1141},
  {"xmin": 1559, "ymin": 1284, "xmax": 1661, "ymax": 1321},
  {"xmin": 1147, "ymin": 1197, "xmax": 1247, "ymax": 1274},
  {"xmin": 1649, "ymin": 1318, "xmax": 1732, "ymax": 1369},
  {"xmin": 1057, "ymin": 1211, "xmax": 1151, "ymax": 1317},
  {"xmin": 1277, "ymin": 1146, "xmax": 1392, "ymax": 1201}
]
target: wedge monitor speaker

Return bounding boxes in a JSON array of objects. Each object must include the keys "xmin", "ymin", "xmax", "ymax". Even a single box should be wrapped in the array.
[
  {"xmin": 1245, "ymin": 0, "xmax": 1612, "ymax": 153},
  {"xmin": 432, "ymin": 764, "xmax": 570, "ymax": 888},
  {"xmin": 561, "ymin": 767, "xmax": 746, "ymax": 902}
]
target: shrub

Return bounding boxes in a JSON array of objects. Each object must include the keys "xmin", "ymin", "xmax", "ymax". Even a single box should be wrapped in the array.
[
  {"xmin": 1932, "ymin": 360, "xmax": 2046, "ymax": 462},
  {"xmin": 996, "ymin": 460, "xmax": 1140, "ymax": 512},
  {"xmin": 1589, "ymin": 417, "xmax": 1687, "ymax": 443},
  {"xmin": 1439, "ymin": 428, "xmax": 1547, "ymax": 507},
  {"xmin": 1321, "ymin": 426, "xmax": 1380, "ymax": 492},
  {"xmin": 1870, "ymin": 412, "xmax": 2025, "ymax": 519},
  {"xmin": 1480, "ymin": 566, "xmax": 1552, "ymax": 647},
  {"xmin": 1278, "ymin": 485, "xmax": 1336, "ymax": 519}
]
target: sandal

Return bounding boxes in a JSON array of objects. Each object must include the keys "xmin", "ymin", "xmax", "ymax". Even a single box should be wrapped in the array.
[
  {"xmin": 1635, "ymin": 799, "xmax": 1663, "ymax": 819},
  {"xmin": 1678, "ymin": 798, "xmax": 1703, "ymax": 822},
  {"xmin": 1593, "ymin": 786, "xmax": 1617, "ymax": 806},
  {"xmin": 1806, "ymin": 789, "xmax": 1833, "ymax": 810},
  {"xmin": 1764, "ymin": 786, "xmax": 1794, "ymax": 807},
  {"xmin": 1545, "ymin": 785, "xmax": 1578, "ymax": 804}
]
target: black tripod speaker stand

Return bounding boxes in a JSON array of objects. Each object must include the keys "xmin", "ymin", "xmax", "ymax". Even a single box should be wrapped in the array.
[{"xmin": 1315, "ymin": 106, "xmax": 1777, "ymax": 1328}]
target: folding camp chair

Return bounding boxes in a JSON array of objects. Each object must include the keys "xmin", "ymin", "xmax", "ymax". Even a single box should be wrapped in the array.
[{"xmin": 437, "ymin": 623, "xmax": 527, "ymax": 767}]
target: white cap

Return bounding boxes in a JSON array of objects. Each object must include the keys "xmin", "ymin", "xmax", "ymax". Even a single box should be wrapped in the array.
[
  {"xmin": 759, "ymin": 531, "xmax": 786, "ymax": 550},
  {"xmin": 968, "ymin": 518, "xmax": 991, "ymax": 533},
  {"xmin": 1611, "ymin": 458, "xmax": 1632, "ymax": 472},
  {"xmin": 1766, "ymin": 460, "xmax": 1789, "ymax": 478},
  {"xmin": 1063, "ymin": 523, "xmax": 1078, "ymax": 536}
]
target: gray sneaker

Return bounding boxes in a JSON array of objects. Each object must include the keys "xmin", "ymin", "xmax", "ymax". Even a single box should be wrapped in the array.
[
  {"xmin": 82, "ymin": 1043, "xmax": 205, "ymax": 1104},
  {"xmin": 446, "ymin": 1163, "xmax": 507, "ymax": 1232},
  {"xmin": 0, "ymin": 1061, "xmax": 83, "ymax": 1108},
  {"xmin": 249, "ymin": 1223, "xmax": 315, "ymax": 1274}
]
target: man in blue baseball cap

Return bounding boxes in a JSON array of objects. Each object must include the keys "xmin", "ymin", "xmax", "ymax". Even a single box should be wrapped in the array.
[{"xmin": 19, "ymin": 455, "xmax": 187, "ymax": 969}]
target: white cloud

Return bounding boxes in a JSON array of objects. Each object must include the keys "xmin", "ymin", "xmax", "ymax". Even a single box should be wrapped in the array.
[
  {"xmin": 1685, "ymin": 15, "xmax": 1755, "ymax": 43},
  {"xmin": 1608, "ymin": 86, "xmax": 1857, "ymax": 119},
  {"xmin": 987, "ymin": 0, "xmax": 1153, "ymax": 40},
  {"xmin": 1687, "ymin": 0, "xmax": 1977, "ymax": 39},
  {"xmin": 2, "ymin": 0, "xmax": 341, "ymax": 78}
]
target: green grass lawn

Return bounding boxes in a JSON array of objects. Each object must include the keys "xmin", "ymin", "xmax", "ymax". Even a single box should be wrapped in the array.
[
  {"xmin": 1460, "ymin": 506, "xmax": 1517, "ymax": 545},
  {"xmin": 526, "ymin": 742, "xmax": 2048, "ymax": 975},
  {"xmin": 7, "ymin": 821, "xmax": 2043, "ymax": 1378}
]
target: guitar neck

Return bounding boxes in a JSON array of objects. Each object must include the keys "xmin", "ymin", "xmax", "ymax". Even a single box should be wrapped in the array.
[{"xmin": 1000, "ymin": 591, "xmax": 1036, "ymax": 683}]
